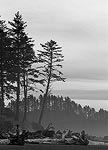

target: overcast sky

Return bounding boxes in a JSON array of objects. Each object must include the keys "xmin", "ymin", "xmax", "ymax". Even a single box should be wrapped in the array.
[{"xmin": 0, "ymin": 0, "xmax": 108, "ymax": 106}]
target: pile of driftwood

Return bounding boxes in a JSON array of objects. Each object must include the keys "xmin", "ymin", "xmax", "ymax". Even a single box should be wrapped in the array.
[
  {"xmin": 26, "ymin": 130, "xmax": 89, "ymax": 145},
  {"xmin": 26, "ymin": 123, "xmax": 89, "ymax": 145},
  {"xmin": 0, "ymin": 123, "xmax": 89, "ymax": 146}
]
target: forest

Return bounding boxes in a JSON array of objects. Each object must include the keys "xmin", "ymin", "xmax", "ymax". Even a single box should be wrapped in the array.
[
  {"xmin": 0, "ymin": 12, "xmax": 108, "ymax": 136},
  {"xmin": 7, "ymin": 94, "xmax": 108, "ymax": 136}
]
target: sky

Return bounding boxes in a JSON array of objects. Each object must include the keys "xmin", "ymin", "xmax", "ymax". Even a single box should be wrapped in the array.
[{"xmin": 0, "ymin": 0, "xmax": 108, "ymax": 110}]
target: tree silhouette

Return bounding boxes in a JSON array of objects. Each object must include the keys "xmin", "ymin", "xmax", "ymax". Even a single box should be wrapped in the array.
[
  {"xmin": 8, "ymin": 12, "xmax": 36, "ymax": 121},
  {"xmin": 0, "ymin": 18, "xmax": 11, "ymax": 115},
  {"xmin": 37, "ymin": 40, "xmax": 65, "ymax": 125},
  {"xmin": 20, "ymin": 33, "xmax": 36, "ymax": 121}
]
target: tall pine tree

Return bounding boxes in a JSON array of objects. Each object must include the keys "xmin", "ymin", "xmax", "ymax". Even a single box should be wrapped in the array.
[
  {"xmin": 8, "ymin": 12, "xmax": 29, "ymax": 121},
  {"xmin": 37, "ymin": 40, "xmax": 65, "ymax": 125},
  {"xmin": 20, "ymin": 33, "xmax": 36, "ymax": 121},
  {"xmin": 8, "ymin": 12, "xmax": 42, "ymax": 122}
]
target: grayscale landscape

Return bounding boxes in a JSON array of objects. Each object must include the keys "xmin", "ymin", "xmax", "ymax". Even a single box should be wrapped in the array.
[{"xmin": 0, "ymin": 0, "xmax": 108, "ymax": 149}]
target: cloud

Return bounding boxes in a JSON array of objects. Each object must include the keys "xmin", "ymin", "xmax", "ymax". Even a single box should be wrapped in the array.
[
  {"xmin": 53, "ymin": 79, "xmax": 108, "ymax": 90},
  {"xmin": 0, "ymin": 0, "xmax": 108, "ymax": 82},
  {"xmin": 53, "ymin": 89, "xmax": 108, "ymax": 100},
  {"xmin": 63, "ymin": 56, "xmax": 108, "ymax": 80}
]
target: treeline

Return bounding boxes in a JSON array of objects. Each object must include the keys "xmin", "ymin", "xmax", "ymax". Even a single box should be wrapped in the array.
[
  {"xmin": 0, "ymin": 11, "xmax": 65, "ymax": 124},
  {"xmin": 7, "ymin": 94, "xmax": 108, "ymax": 122}
]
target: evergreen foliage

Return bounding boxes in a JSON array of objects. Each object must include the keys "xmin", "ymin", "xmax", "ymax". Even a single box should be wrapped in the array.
[
  {"xmin": 8, "ymin": 12, "xmax": 40, "ymax": 121},
  {"xmin": 0, "ymin": 17, "xmax": 12, "ymax": 115},
  {"xmin": 37, "ymin": 40, "xmax": 65, "ymax": 125}
]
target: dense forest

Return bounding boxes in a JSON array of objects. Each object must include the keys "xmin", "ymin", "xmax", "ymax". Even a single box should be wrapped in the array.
[
  {"xmin": 7, "ymin": 94, "xmax": 108, "ymax": 136},
  {"xmin": 0, "ymin": 12, "xmax": 108, "ymax": 136},
  {"xmin": 7, "ymin": 94, "xmax": 108, "ymax": 122}
]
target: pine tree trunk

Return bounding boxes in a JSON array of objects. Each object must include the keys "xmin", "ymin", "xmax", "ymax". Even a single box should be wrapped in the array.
[
  {"xmin": 0, "ymin": 46, "xmax": 4, "ymax": 117},
  {"xmin": 15, "ymin": 36, "xmax": 20, "ymax": 122},
  {"xmin": 0, "ymin": 72, "xmax": 4, "ymax": 117},
  {"xmin": 38, "ymin": 79, "xmax": 50, "ymax": 125},
  {"xmin": 23, "ymin": 72, "xmax": 27, "ymax": 121},
  {"xmin": 15, "ymin": 72, "xmax": 20, "ymax": 121},
  {"xmin": 38, "ymin": 51, "xmax": 52, "ymax": 125}
]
